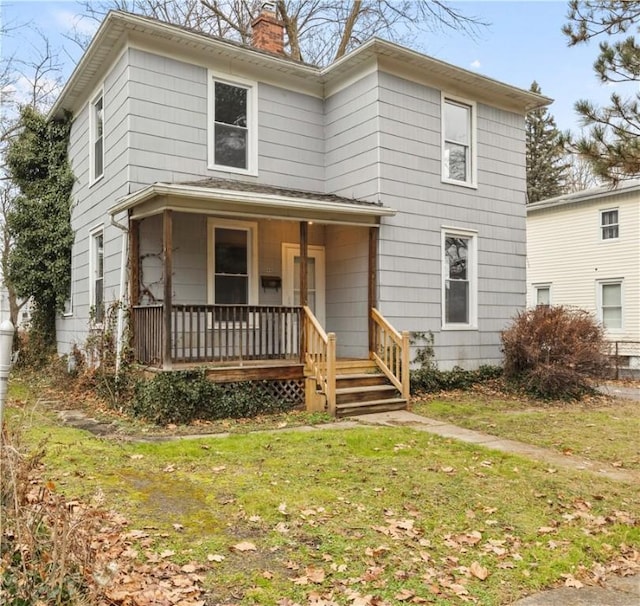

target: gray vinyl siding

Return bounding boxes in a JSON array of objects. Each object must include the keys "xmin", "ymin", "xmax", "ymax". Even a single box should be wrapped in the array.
[
  {"xmin": 127, "ymin": 49, "xmax": 325, "ymax": 192},
  {"xmin": 374, "ymin": 72, "xmax": 526, "ymax": 369},
  {"xmin": 325, "ymin": 72, "xmax": 380, "ymax": 201},
  {"xmin": 57, "ymin": 50, "xmax": 132, "ymax": 354},
  {"xmin": 325, "ymin": 225, "xmax": 370, "ymax": 358}
]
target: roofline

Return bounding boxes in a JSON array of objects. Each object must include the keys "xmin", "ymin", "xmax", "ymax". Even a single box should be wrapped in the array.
[
  {"xmin": 52, "ymin": 10, "xmax": 551, "ymax": 119},
  {"xmin": 527, "ymin": 179, "xmax": 640, "ymax": 213},
  {"xmin": 109, "ymin": 182, "xmax": 397, "ymax": 218},
  {"xmin": 323, "ymin": 38, "xmax": 552, "ymax": 112}
]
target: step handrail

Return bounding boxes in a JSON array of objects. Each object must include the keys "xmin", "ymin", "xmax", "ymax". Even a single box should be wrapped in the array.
[
  {"xmin": 370, "ymin": 308, "xmax": 410, "ymax": 400},
  {"xmin": 303, "ymin": 306, "xmax": 336, "ymax": 415}
]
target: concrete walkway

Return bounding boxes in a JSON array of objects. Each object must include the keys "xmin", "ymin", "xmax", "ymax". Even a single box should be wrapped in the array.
[{"xmin": 353, "ymin": 409, "xmax": 640, "ymax": 483}]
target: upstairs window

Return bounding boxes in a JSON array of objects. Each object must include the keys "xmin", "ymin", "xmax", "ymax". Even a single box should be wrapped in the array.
[
  {"xmin": 208, "ymin": 74, "xmax": 257, "ymax": 174},
  {"xmin": 442, "ymin": 96, "xmax": 475, "ymax": 187},
  {"xmin": 600, "ymin": 209, "xmax": 619, "ymax": 240},
  {"xmin": 90, "ymin": 92, "xmax": 104, "ymax": 182}
]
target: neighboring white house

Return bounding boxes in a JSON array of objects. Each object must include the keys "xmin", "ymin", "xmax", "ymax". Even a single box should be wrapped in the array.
[
  {"xmin": 49, "ymin": 8, "xmax": 549, "ymax": 413},
  {"xmin": 527, "ymin": 180, "xmax": 640, "ymax": 372}
]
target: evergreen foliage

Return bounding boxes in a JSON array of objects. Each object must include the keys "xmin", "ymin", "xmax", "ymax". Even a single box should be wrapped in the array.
[
  {"xmin": 564, "ymin": 1, "xmax": 640, "ymax": 183},
  {"xmin": 525, "ymin": 81, "xmax": 568, "ymax": 203},
  {"xmin": 5, "ymin": 105, "xmax": 74, "ymax": 350}
]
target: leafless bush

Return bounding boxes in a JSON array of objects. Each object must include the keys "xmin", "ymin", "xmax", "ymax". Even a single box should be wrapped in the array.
[
  {"xmin": 501, "ymin": 305, "xmax": 610, "ymax": 399},
  {"xmin": 0, "ymin": 425, "xmax": 105, "ymax": 604}
]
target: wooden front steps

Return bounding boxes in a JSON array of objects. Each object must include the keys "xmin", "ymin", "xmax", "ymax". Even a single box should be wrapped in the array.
[{"xmin": 334, "ymin": 359, "xmax": 407, "ymax": 417}]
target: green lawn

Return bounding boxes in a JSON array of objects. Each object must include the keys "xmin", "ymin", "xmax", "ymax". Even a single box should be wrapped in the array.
[
  {"xmin": 411, "ymin": 389, "xmax": 640, "ymax": 471},
  {"xmin": 6, "ymin": 394, "xmax": 640, "ymax": 606}
]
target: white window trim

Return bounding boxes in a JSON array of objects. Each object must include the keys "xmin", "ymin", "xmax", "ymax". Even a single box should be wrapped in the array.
[
  {"xmin": 533, "ymin": 283, "xmax": 552, "ymax": 307},
  {"xmin": 441, "ymin": 226, "xmax": 478, "ymax": 330},
  {"xmin": 441, "ymin": 92, "xmax": 477, "ymax": 189},
  {"xmin": 207, "ymin": 218, "xmax": 258, "ymax": 306},
  {"xmin": 596, "ymin": 278, "xmax": 624, "ymax": 333},
  {"xmin": 89, "ymin": 225, "xmax": 104, "ymax": 325},
  {"xmin": 207, "ymin": 71, "xmax": 258, "ymax": 176},
  {"xmin": 599, "ymin": 207, "xmax": 619, "ymax": 241},
  {"xmin": 89, "ymin": 89, "xmax": 104, "ymax": 185}
]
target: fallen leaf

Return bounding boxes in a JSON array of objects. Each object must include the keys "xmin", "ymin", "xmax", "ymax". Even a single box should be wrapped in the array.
[
  {"xmin": 232, "ymin": 541, "xmax": 257, "ymax": 552},
  {"xmin": 394, "ymin": 589, "xmax": 415, "ymax": 601},
  {"xmin": 207, "ymin": 554, "xmax": 225, "ymax": 562},
  {"xmin": 470, "ymin": 561, "xmax": 489, "ymax": 580}
]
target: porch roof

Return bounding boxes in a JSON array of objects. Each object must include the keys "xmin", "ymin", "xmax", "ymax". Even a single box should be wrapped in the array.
[{"xmin": 110, "ymin": 178, "xmax": 397, "ymax": 226}]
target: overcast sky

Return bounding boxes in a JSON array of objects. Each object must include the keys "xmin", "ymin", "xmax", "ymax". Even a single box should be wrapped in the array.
[{"xmin": 1, "ymin": 0, "xmax": 637, "ymax": 133}]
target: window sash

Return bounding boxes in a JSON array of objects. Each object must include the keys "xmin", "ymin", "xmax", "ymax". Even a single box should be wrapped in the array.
[
  {"xmin": 212, "ymin": 79, "xmax": 250, "ymax": 170},
  {"xmin": 600, "ymin": 210, "xmax": 619, "ymax": 240},
  {"xmin": 443, "ymin": 99, "xmax": 472, "ymax": 183},
  {"xmin": 92, "ymin": 231, "xmax": 104, "ymax": 321},
  {"xmin": 442, "ymin": 232, "xmax": 475, "ymax": 327},
  {"xmin": 92, "ymin": 96, "xmax": 104, "ymax": 180},
  {"xmin": 600, "ymin": 283, "xmax": 622, "ymax": 329},
  {"xmin": 212, "ymin": 226, "xmax": 251, "ymax": 305},
  {"xmin": 536, "ymin": 287, "xmax": 550, "ymax": 306}
]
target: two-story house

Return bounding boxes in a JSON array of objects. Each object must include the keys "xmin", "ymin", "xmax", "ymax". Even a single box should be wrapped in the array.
[
  {"xmin": 50, "ymin": 9, "xmax": 548, "ymax": 415},
  {"xmin": 527, "ymin": 180, "xmax": 640, "ymax": 376}
]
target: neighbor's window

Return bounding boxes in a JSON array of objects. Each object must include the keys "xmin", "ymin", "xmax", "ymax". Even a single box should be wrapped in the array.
[
  {"xmin": 442, "ymin": 96, "xmax": 475, "ymax": 186},
  {"xmin": 208, "ymin": 74, "xmax": 256, "ymax": 174},
  {"xmin": 90, "ymin": 93, "xmax": 104, "ymax": 182},
  {"xmin": 600, "ymin": 209, "xmax": 619, "ymax": 240},
  {"xmin": 599, "ymin": 281, "xmax": 622, "ymax": 330},
  {"xmin": 208, "ymin": 219, "xmax": 257, "ymax": 305},
  {"xmin": 90, "ymin": 229, "xmax": 104, "ymax": 321},
  {"xmin": 442, "ymin": 229, "xmax": 477, "ymax": 328},
  {"xmin": 535, "ymin": 285, "xmax": 551, "ymax": 306}
]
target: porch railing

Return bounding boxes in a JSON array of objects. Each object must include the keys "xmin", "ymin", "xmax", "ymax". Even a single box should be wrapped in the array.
[
  {"xmin": 370, "ymin": 308, "xmax": 410, "ymax": 400},
  {"xmin": 303, "ymin": 305, "xmax": 336, "ymax": 415},
  {"xmin": 132, "ymin": 304, "xmax": 303, "ymax": 366}
]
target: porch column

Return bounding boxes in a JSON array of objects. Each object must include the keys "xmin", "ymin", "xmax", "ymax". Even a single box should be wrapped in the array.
[
  {"xmin": 163, "ymin": 209, "xmax": 173, "ymax": 368},
  {"xmin": 128, "ymin": 213, "xmax": 140, "ymax": 306},
  {"xmin": 368, "ymin": 226, "xmax": 378, "ymax": 354},
  {"xmin": 299, "ymin": 221, "xmax": 308, "ymax": 307}
]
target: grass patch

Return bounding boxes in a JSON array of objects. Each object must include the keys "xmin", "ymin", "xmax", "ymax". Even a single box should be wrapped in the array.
[
  {"xmin": 5, "ymin": 394, "xmax": 639, "ymax": 605},
  {"xmin": 412, "ymin": 387, "xmax": 640, "ymax": 470}
]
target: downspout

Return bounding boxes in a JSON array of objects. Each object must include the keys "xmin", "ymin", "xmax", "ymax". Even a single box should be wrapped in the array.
[{"xmin": 110, "ymin": 212, "xmax": 128, "ymax": 374}]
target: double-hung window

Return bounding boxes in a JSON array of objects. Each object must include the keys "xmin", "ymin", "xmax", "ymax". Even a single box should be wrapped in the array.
[
  {"xmin": 90, "ymin": 92, "xmax": 104, "ymax": 182},
  {"xmin": 90, "ymin": 228, "xmax": 104, "ymax": 322},
  {"xmin": 442, "ymin": 228, "xmax": 477, "ymax": 329},
  {"xmin": 600, "ymin": 209, "xmax": 619, "ymax": 240},
  {"xmin": 208, "ymin": 73, "xmax": 257, "ymax": 174},
  {"xmin": 598, "ymin": 280, "xmax": 622, "ymax": 330},
  {"xmin": 442, "ymin": 95, "xmax": 476, "ymax": 187},
  {"xmin": 207, "ymin": 219, "xmax": 257, "ymax": 306}
]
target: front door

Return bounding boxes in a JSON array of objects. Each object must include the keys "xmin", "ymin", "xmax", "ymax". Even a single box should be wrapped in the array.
[{"xmin": 282, "ymin": 243, "xmax": 326, "ymax": 325}]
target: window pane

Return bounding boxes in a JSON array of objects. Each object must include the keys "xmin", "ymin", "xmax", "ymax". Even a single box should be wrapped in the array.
[
  {"xmin": 536, "ymin": 287, "xmax": 550, "ymax": 305},
  {"xmin": 445, "ymin": 237, "xmax": 468, "ymax": 280},
  {"xmin": 602, "ymin": 283, "xmax": 621, "ymax": 306},
  {"xmin": 603, "ymin": 307, "xmax": 622, "ymax": 329},
  {"xmin": 446, "ymin": 280, "xmax": 469, "ymax": 323},
  {"xmin": 215, "ymin": 275, "xmax": 247, "ymax": 304},
  {"xmin": 215, "ymin": 228, "xmax": 247, "ymax": 274},
  {"xmin": 444, "ymin": 142, "xmax": 468, "ymax": 182},
  {"xmin": 215, "ymin": 82, "xmax": 247, "ymax": 126},
  {"xmin": 214, "ymin": 123, "xmax": 247, "ymax": 169},
  {"xmin": 95, "ymin": 278, "xmax": 104, "ymax": 320},
  {"xmin": 601, "ymin": 210, "xmax": 617, "ymax": 226},
  {"xmin": 444, "ymin": 101, "xmax": 469, "ymax": 144},
  {"xmin": 602, "ymin": 225, "xmax": 619, "ymax": 239}
]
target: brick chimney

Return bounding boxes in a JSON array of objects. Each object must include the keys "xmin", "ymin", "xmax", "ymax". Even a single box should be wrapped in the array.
[{"xmin": 251, "ymin": 2, "xmax": 284, "ymax": 55}]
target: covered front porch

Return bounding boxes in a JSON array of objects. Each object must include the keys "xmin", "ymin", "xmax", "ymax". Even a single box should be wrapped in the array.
[{"xmin": 111, "ymin": 179, "xmax": 410, "ymax": 414}]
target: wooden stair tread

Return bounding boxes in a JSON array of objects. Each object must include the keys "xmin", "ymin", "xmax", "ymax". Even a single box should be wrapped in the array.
[{"xmin": 336, "ymin": 384, "xmax": 398, "ymax": 395}]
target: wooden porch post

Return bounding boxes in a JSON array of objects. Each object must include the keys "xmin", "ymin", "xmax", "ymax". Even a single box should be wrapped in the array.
[
  {"xmin": 128, "ymin": 213, "xmax": 140, "ymax": 306},
  {"xmin": 368, "ymin": 226, "xmax": 378, "ymax": 355},
  {"xmin": 299, "ymin": 221, "xmax": 309, "ymax": 362},
  {"xmin": 162, "ymin": 210, "xmax": 173, "ymax": 368},
  {"xmin": 299, "ymin": 221, "xmax": 309, "ymax": 307}
]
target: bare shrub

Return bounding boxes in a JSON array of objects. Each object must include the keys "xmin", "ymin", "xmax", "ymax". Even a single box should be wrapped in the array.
[
  {"xmin": 501, "ymin": 305, "xmax": 610, "ymax": 399},
  {"xmin": 0, "ymin": 426, "xmax": 106, "ymax": 604}
]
